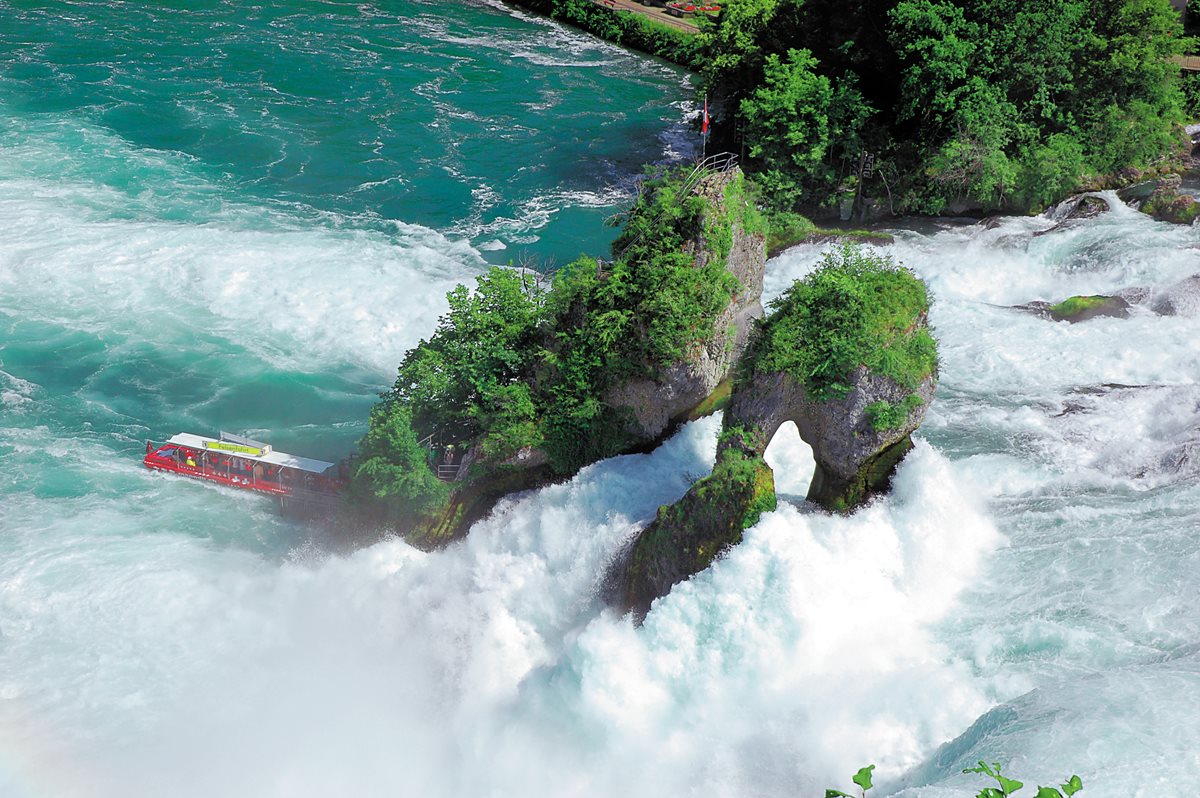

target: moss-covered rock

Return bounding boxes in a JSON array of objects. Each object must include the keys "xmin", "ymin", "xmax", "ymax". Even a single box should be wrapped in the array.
[
  {"xmin": 1121, "ymin": 174, "xmax": 1200, "ymax": 225},
  {"xmin": 618, "ymin": 246, "xmax": 937, "ymax": 616},
  {"xmin": 1048, "ymin": 294, "xmax": 1131, "ymax": 322},
  {"xmin": 1015, "ymin": 294, "xmax": 1131, "ymax": 323},
  {"xmin": 623, "ymin": 445, "xmax": 775, "ymax": 618}
]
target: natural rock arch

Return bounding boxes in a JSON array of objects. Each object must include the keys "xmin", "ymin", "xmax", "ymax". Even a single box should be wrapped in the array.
[{"xmin": 618, "ymin": 246, "xmax": 939, "ymax": 619}]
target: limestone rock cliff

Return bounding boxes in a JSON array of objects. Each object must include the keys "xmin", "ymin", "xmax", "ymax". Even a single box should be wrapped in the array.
[
  {"xmin": 604, "ymin": 170, "xmax": 765, "ymax": 438},
  {"xmin": 618, "ymin": 246, "xmax": 938, "ymax": 618},
  {"xmin": 392, "ymin": 166, "xmax": 768, "ymax": 549}
]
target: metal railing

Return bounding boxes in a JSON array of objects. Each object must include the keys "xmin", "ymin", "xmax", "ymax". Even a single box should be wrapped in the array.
[{"xmin": 612, "ymin": 152, "xmax": 739, "ymax": 262}]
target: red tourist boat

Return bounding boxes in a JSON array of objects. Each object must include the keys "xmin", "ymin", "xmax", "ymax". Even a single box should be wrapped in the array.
[{"xmin": 143, "ymin": 431, "xmax": 345, "ymax": 513}]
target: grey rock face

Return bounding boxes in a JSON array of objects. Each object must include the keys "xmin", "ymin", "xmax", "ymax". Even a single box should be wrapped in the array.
[
  {"xmin": 606, "ymin": 169, "xmax": 766, "ymax": 439},
  {"xmin": 1150, "ymin": 274, "xmax": 1200, "ymax": 316},
  {"xmin": 723, "ymin": 366, "xmax": 936, "ymax": 507}
]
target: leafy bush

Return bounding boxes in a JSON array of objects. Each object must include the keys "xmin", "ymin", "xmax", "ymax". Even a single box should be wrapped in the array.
[
  {"xmin": 350, "ymin": 402, "xmax": 450, "ymax": 524},
  {"xmin": 698, "ymin": 0, "xmax": 1186, "ymax": 214},
  {"xmin": 747, "ymin": 245, "xmax": 937, "ymax": 400},
  {"xmin": 355, "ymin": 163, "xmax": 754, "ymax": 508}
]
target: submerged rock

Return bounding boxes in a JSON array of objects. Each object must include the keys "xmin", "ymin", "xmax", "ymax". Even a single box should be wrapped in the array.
[
  {"xmin": 1013, "ymin": 272, "xmax": 1200, "ymax": 325},
  {"xmin": 1150, "ymin": 274, "xmax": 1200, "ymax": 316},
  {"xmin": 1035, "ymin": 193, "xmax": 1113, "ymax": 236},
  {"xmin": 1045, "ymin": 295, "xmax": 1131, "ymax": 322}
]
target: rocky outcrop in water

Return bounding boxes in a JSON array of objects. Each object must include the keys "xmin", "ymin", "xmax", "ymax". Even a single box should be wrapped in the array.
[
  {"xmin": 1013, "ymin": 273, "xmax": 1200, "ymax": 325},
  {"xmin": 1119, "ymin": 174, "xmax": 1200, "ymax": 225},
  {"xmin": 604, "ymin": 171, "xmax": 765, "ymax": 439},
  {"xmin": 1015, "ymin": 295, "xmax": 1132, "ymax": 323},
  {"xmin": 1033, "ymin": 193, "xmax": 1113, "ymax": 237},
  {"xmin": 380, "ymin": 167, "xmax": 769, "ymax": 549},
  {"xmin": 618, "ymin": 247, "xmax": 938, "ymax": 618}
]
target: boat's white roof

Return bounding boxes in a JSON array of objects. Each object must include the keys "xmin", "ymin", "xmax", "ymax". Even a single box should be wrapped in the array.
[{"xmin": 165, "ymin": 433, "xmax": 336, "ymax": 475}]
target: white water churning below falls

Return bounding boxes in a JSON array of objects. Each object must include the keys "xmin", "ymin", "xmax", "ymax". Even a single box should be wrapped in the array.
[{"xmin": 2, "ymin": 187, "xmax": 1199, "ymax": 797}]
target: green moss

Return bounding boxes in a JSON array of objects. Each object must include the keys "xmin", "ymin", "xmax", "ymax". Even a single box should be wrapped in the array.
[
  {"xmin": 764, "ymin": 209, "xmax": 818, "ymax": 255},
  {"xmin": 1140, "ymin": 190, "xmax": 1200, "ymax": 225},
  {"xmin": 805, "ymin": 229, "xmax": 895, "ymax": 246},
  {"xmin": 745, "ymin": 245, "xmax": 937, "ymax": 401},
  {"xmin": 685, "ymin": 377, "xmax": 733, "ymax": 421},
  {"xmin": 627, "ymin": 449, "xmax": 777, "ymax": 610},
  {"xmin": 1049, "ymin": 295, "xmax": 1111, "ymax": 318},
  {"xmin": 808, "ymin": 435, "xmax": 913, "ymax": 512},
  {"xmin": 865, "ymin": 394, "xmax": 924, "ymax": 432}
]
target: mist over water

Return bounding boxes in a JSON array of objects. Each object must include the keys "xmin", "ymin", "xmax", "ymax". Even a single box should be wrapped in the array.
[{"xmin": 2, "ymin": 1, "xmax": 1200, "ymax": 796}]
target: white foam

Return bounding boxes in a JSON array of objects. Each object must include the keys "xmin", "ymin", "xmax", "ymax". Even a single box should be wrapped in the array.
[
  {"xmin": 0, "ymin": 170, "xmax": 482, "ymax": 376},
  {"xmin": 0, "ymin": 415, "xmax": 1003, "ymax": 798}
]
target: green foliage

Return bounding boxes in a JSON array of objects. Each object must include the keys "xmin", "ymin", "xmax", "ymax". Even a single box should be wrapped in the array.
[
  {"xmin": 826, "ymin": 762, "xmax": 1083, "ymax": 798},
  {"xmin": 965, "ymin": 761, "xmax": 1024, "ymax": 797},
  {"xmin": 964, "ymin": 761, "xmax": 1083, "ymax": 798},
  {"xmin": 826, "ymin": 764, "xmax": 875, "ymax": 798},
  {"xmin": 355, "ymin": 163, "xmax": 753, "ymax": 510},
  {"xmin": 702, "ymin": 0, "xmax": 1186, "ymax": 215},
  {"xmin": 747, "ymin": 245, "xmax": 937, "ymax": 401},
  {"xmin": 865, "ymin": 393, "xmax": 924, "ymax": 432},
  {"xmin": 389, "ymin": 267, "xmax": 541, "ymax": 443},
  {"xmin": 350, "ymin": 402, "xmax": 449, "ymax": 524},
  {"xmin": 1182, "ymin": 71, "xmax": 1200, "ymax": 119},
  {"xmin": 739, "ymin": 48, "xmax": 872, "ymax": 208}
]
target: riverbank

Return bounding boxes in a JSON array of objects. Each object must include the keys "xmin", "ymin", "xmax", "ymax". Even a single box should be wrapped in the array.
[{"xmin": 502, "ymin": 0, "xmax": 700, "ymax": 67}]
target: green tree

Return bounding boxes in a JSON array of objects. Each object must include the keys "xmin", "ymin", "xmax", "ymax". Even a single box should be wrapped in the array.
[
  {"xmin": 390, "ymin": 267, "xmax": 540, "ymax": 442},
  {"xmin": 739, "ymin": 48, "xmax": 870, "ymax": 207},
  {"xmin": 350, "ymin": 402, "xmax": 449, "ymax": 524}
]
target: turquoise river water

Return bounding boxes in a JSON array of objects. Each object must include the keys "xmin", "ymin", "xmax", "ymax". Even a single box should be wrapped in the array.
[{"xmin": 1, "ymin": 1, "xmax": 1199, "ymax": 796}]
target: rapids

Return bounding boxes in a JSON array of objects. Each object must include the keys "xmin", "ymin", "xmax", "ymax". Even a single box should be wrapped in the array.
[{"xmin": 2, "ymin": 1, "xmax": 1199, "ymax": 797}]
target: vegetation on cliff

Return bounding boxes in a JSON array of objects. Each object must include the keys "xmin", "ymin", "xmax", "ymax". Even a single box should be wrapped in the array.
[
  {"xmin": 509, "ymin": 0, "xmax": 1187, "ymax": 216},
  {"xmin": 354, "ymin": 167, "xmax": 762, "ymax": 527},
  {"xmin": 745, "ymin": 245, "xmax": 937, "ymax": 400},
  {"xmin": 622, "ymin": 245, "xmax": 938, "ymax": 611},
  {"xmin": 699, "ymin": 0, "xmax": 1187, "ymax": 214}
]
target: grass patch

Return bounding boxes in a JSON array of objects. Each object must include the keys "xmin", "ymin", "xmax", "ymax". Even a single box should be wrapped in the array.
[
  {"xmin": 746, "ymin": 245, "xmax": 937, "ymax": 401},
  {"xmin": 865, "ymin": 394, "xmax": 924, "ymax": 432}
]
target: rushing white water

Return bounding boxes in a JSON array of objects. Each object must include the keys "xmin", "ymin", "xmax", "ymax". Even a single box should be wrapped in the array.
[
  {"xmin": 5, "ymin": 171, "xmax": 1199, "ymax": 797},
  {"xmin": 3, "ymin": 5, "xmax": 1200, "ymax": 789}
]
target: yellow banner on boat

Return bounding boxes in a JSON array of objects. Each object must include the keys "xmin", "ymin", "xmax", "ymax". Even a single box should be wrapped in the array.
[{"xmin": 204, "ymin": 441, "xmax": 265, "ymax": 456}]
